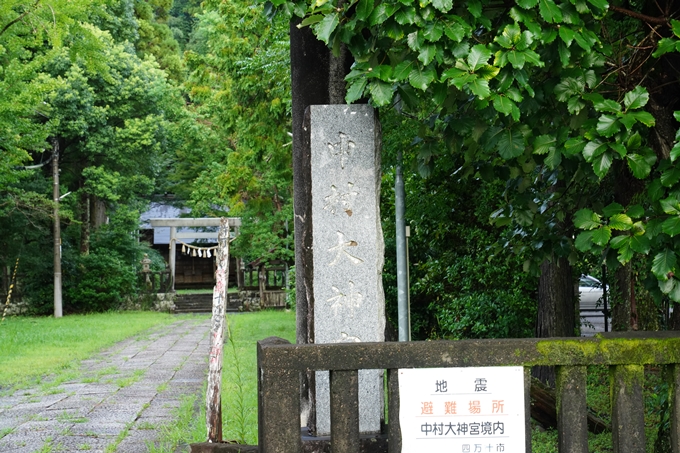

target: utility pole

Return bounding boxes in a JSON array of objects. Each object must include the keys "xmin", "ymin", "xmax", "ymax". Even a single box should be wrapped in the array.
[{"xmin": 52, "ymin": 139, "xmax": 62, "ymax": 318}]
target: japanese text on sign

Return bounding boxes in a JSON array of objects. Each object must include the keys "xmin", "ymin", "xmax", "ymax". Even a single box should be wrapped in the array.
[{"xmin": 399, "ymin": 367, "xmax": 525, "ymax": 453}]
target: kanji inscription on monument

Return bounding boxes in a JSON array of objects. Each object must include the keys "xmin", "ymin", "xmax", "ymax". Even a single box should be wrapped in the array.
[
  {"xmin": 399, "ymin": 367, "xmax": 525, "ymax": 453},
  {"xmin": 309, "ymin": 104, "xmax": 384, "ymax": 435}
]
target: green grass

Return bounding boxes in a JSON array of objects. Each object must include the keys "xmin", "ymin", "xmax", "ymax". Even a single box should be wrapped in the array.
[{"xmin": 0, "ymin": 311, "xmax": 176, "ymax": 388}]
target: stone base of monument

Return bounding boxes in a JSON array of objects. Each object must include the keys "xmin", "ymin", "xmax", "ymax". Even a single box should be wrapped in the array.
[{"xmin": 190, "ymin": 430, "xmax": 388, "ymax": 453}]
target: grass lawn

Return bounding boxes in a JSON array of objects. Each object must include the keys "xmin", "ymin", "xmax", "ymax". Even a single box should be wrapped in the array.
[{"xmin": 0, "ymin": 311, "xmax": 176, "ymax": 389}]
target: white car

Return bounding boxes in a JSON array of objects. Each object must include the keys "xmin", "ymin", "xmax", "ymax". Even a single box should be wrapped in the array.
[{"xmin": 579, "ymin": 275, "xmax": 606, "ymax": 311}]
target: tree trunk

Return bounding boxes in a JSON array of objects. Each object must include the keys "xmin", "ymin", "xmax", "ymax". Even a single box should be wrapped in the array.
[
  {"xmin": 79, "ymin": 191, "xmax": 90, "ymax": 255},
  {"xmin": 534, "ymin": 256, "xmax": 575, "ymax": 386},
  {"xmin": 612, "ymin": 263, "xmax": 634, "ymax": 331}
]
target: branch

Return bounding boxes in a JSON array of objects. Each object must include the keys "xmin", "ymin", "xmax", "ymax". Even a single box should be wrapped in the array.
[
  {"xmin": 0, "ymin": 0, "xmax": 41, "ymax": 37},
  {"xmin": 610, "ymin": 5, "xmax": 669, "ymax": 26}
]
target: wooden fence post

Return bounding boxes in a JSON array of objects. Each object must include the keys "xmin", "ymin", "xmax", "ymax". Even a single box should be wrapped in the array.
[
  {"xmin": 611, "ymin": 364, "xmax": 645, "ymax": 452},
  {"xmin": 556, "ymin": 366, "xmax": 588, "ymax": 453},
  {"xmin": 205, "ymin": 218, "xmax": 230, "ymax": 443}
]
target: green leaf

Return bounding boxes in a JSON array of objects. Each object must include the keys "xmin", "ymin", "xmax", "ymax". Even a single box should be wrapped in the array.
[
  {"xmin": 627, "ymin": 132, "xmax": 642, "ymax": 150},
  {"xmin": 610, "ymin": 235, "xmax": 629, "ymax": 250},
  {"xmin": 662, "ymin": 217, "xmax": 680, "ymax": 237},
  {"xmin": 624, "ymin": 86, "xmax": 649, "ymax": 110},
  {"xmin": 418, "ymin": 44, "xmax": 437, "ymax": 65},
  {"xmin": 609, "ymin": 214, "xmax": 633, "ymax": 231},
  {"xmin": 493, "ymin": 96, "xmax": 516, "ymax": 115},
  {"xmin": 583, "ymin": 140, "xmax": 607, "ymax": 162},
  {"xmin": 618, "ymin": 242, "xmax": 634, "ymax": 264},
  {"xmin": 586, "ymin": 0, "xmax": 608, "ymax": 11},
  {"xmin": 345, "ymin": 78, "xmax": 368, "ymax": 103},
  {"xmin": 603, "ymin": 203, "xmax": 624, "ymax": 217},
  {"xmin": 507, "ymin": 50, "xmax": 527, "ymax": 69},
  {"xmin": 596, "ymin": 114, "xmax": 620, "ymax": 137},
  {"xmin": 469, "ymin": 78, "xmax": 491, "ymax": 98},
  {"xmin": 653, "ymin": 38, "xmax": 678, "ymax": 58},
  {"xmin": 652, "ymin": 249, "xmax": 677, "ymax": 280},
  {"xmin": 660, "ymin": 197, "xmax": 680, "ymax": 215},
  {"xmin": 626, "ymin": 153, "xmax": 652, "ymax": 179},
  {"xmin": 533, "ymin": 134, "xmax": 556, "ymax": 155},
  {"xmin": 368, "ymin": 80, "xmax": 393, "ymax": 106},
  {"xmin": 408, "ymin": 66, "xmax": 437, "ymax": 91},
  {"xmin": 627, "ymin": 204, "xmax": 645, "ymax": 218},
  {"xmin": 649, "ymin": 179, "xmax": 665, "ymax": 202},
  {"xmin": 574, "ymin": 208, "xmax": 601, "ymax": 230},
  {"xmin": 497, "ymin": 128, "xmax": 525, "ymax": 159},
  {"xmin": 539, "ymin": 0, "xmax": 563, "ymax": 22},
  {"xmin": 592, "ymin": 151, "xmax": 613, "ymax": 178},
  {"xmin": 468, "ymin": 45, "xmax": 492, "ymax": 71},
  {"xmin": 393, "ymin": 60, "xmax": 414, "ymax": 81},
  {"xmin": 659, "ymin": 277, "xmax": 675, "ymax": 295},
  {"xmin": 629, "ymin": 111, "xmax": 655, "ymax": 127},
  {"xmin": 444, "ymin": 22, "xmax": 466, "ymax": 42},
  {"xmin": 610, "ymin": 143, "xmax": 627, "ymax": 158},
  {"xmin": 558, "ymin": 41, "xmax": 571, "ymax": 67},
  {"xmin": 591, "ymin": 226, "xmax": 612, "ymax": 246},
  {"xmin": 432, "ymin": 0, "xmax": 453, "ymax": 12},
  {"xmin": 670, "ymin": 279, "xmax": 680, "ymax": 302},
  {"xmin": 630, "ymin": 235, "xmax": 650, "ymax": 254},
  {"xmin": 300, "ymin": 15, "xmax": 324, "ymax": 26},
  {"xmin": 661, "ymin": 167, "xmax": 680, "ymax": 187},
  {"xmin": 564, "ymin": 137, "xmax": 587, "ymax": 156},
  {"xmin": 355, "ymin": 0, "xmax": 374, "ymax": 20},
  {"xmin": 313, "ymin": 13, "xmax": 339, "ymax": 44},
  {"xmin": 575, "ymin": 231, "xmax": 594, "ymax": 251},
  {"xmin": 394, "ymin": 6, "xmax": 416, "ymax": 24},
  {"xmin": 559, "ymin": 26, "xmax": 575, "ymax": 46},
  {"xmin": 517, "ymin": 0, "xmax": 539, "ymax": 8},
  {"xmin": 671, "ymin": 142, "xmax": 680, "ymax": 162},
  {"xmin": 545, "ymin": 148, "xmax": 562, "ymax": 169},
  {"xmin": 476, "ymin": 65, "xmax": 500, "ymax": 80}
]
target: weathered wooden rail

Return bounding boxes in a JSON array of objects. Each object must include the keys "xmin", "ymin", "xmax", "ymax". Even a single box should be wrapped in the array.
[{"xmin": 257, "ymin": 332, "xmax": 680, "ymax": 453}]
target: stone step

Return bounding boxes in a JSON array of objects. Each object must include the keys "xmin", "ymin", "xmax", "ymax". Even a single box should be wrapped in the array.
[{"xmin": 174, "ymin": 293, "xmax": 241, "ymax": 314}]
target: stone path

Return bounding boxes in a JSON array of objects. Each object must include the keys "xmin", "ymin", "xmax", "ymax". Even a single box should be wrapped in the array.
[{"xmin": 0, "ymin": 316, "xmax": 211, "ymax": 453}]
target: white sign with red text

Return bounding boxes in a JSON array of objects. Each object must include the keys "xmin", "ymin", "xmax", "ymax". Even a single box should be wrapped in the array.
[{"xmin": 399, "ymin": 367, "xmax": 525, "ymax": 453}]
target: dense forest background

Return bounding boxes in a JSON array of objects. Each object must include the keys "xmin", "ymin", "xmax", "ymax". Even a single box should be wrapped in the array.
[{"xmin": 3, "ymin": 0, "xmax": 680, "ymax": 341}]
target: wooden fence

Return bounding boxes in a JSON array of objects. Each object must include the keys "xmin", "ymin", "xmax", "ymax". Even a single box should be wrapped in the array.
[{"xmin": 257, "ymin": 332, "xmax": 680, "ymax": 453}]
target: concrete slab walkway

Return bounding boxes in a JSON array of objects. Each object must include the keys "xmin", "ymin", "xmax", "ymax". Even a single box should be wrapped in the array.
[{"xmin": 0, "ymin": 316, "xmax": 211, "ymax": 453}]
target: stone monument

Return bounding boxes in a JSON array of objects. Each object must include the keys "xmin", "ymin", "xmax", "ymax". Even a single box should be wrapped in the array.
[{"xmin": 302, "ymin": 104, "xmax": 385, "ymax": 435}]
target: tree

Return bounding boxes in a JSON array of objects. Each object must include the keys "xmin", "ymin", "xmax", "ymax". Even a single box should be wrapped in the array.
[
  {"xmin": 264, "ymin": 0, "xmax": 680, "ymax": 335},
  {"xmin": 176, "ymin": 0, "xmax": 294, "ymax": 263}
]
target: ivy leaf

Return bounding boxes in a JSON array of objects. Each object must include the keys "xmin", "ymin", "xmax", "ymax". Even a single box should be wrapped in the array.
[
  {"xmin": 539, "ymin": 0, "xmax": 563, "ymax": 22},
  {"xmin": 652, "ymin": 249, "xmax": 677, "ymax": 280},
  {"xmin": 592, "ymin": 151, "xmax": 613, "ymax": 178},
  {"xmin": 313, "ymin": 13, "xmax": 339, "ymax": 44},
  {"xmin": 345, "ymin": 78, "xmax": 367, "ymax": 103},
  {"xmin": 468, "ymin": 45, "xmax": 492, "ymax": 71},
  {"xmin": 591, "ymin": 226, "xmax": 612, "ymax": 246},
  {"xmin": 497, "ymin": 128, "xmax": 525, "ymax": 159},
  {"xmin": 609, "ymin": 214, "xmax": 633, "ymax": 231},
  {"xmin": 533, "ymin": 134, "xmax": 556, "ymax": 155},
  {"xmin": 575, "ymin": 231, "xmax": 594, "ymax": 251},
  {"xmin": 574, "ymin": 208, "xmax": 601, "ymax": 230},
  {"xmin": 662, "ymin": 217, "xmax": 680, "ymax": 237},
  {"xmin": 626, "ymin": 153, "xmax": 652, "ymax": 179},
  {"xmin": 596, "ymin": 114, "xmax": 620, "ymax": 137},
  {"xmin": 368, "ymin": 80, "xmax": 393, "ymax": 106},
  {"xmin": 624, "ymin": 86, "xmax": 649, "ymax": 110}
]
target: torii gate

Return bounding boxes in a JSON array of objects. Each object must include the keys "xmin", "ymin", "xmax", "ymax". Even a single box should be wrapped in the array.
[{"xmin": 147, "ymin": 217, "xmax": 241, "ymax": 291}]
